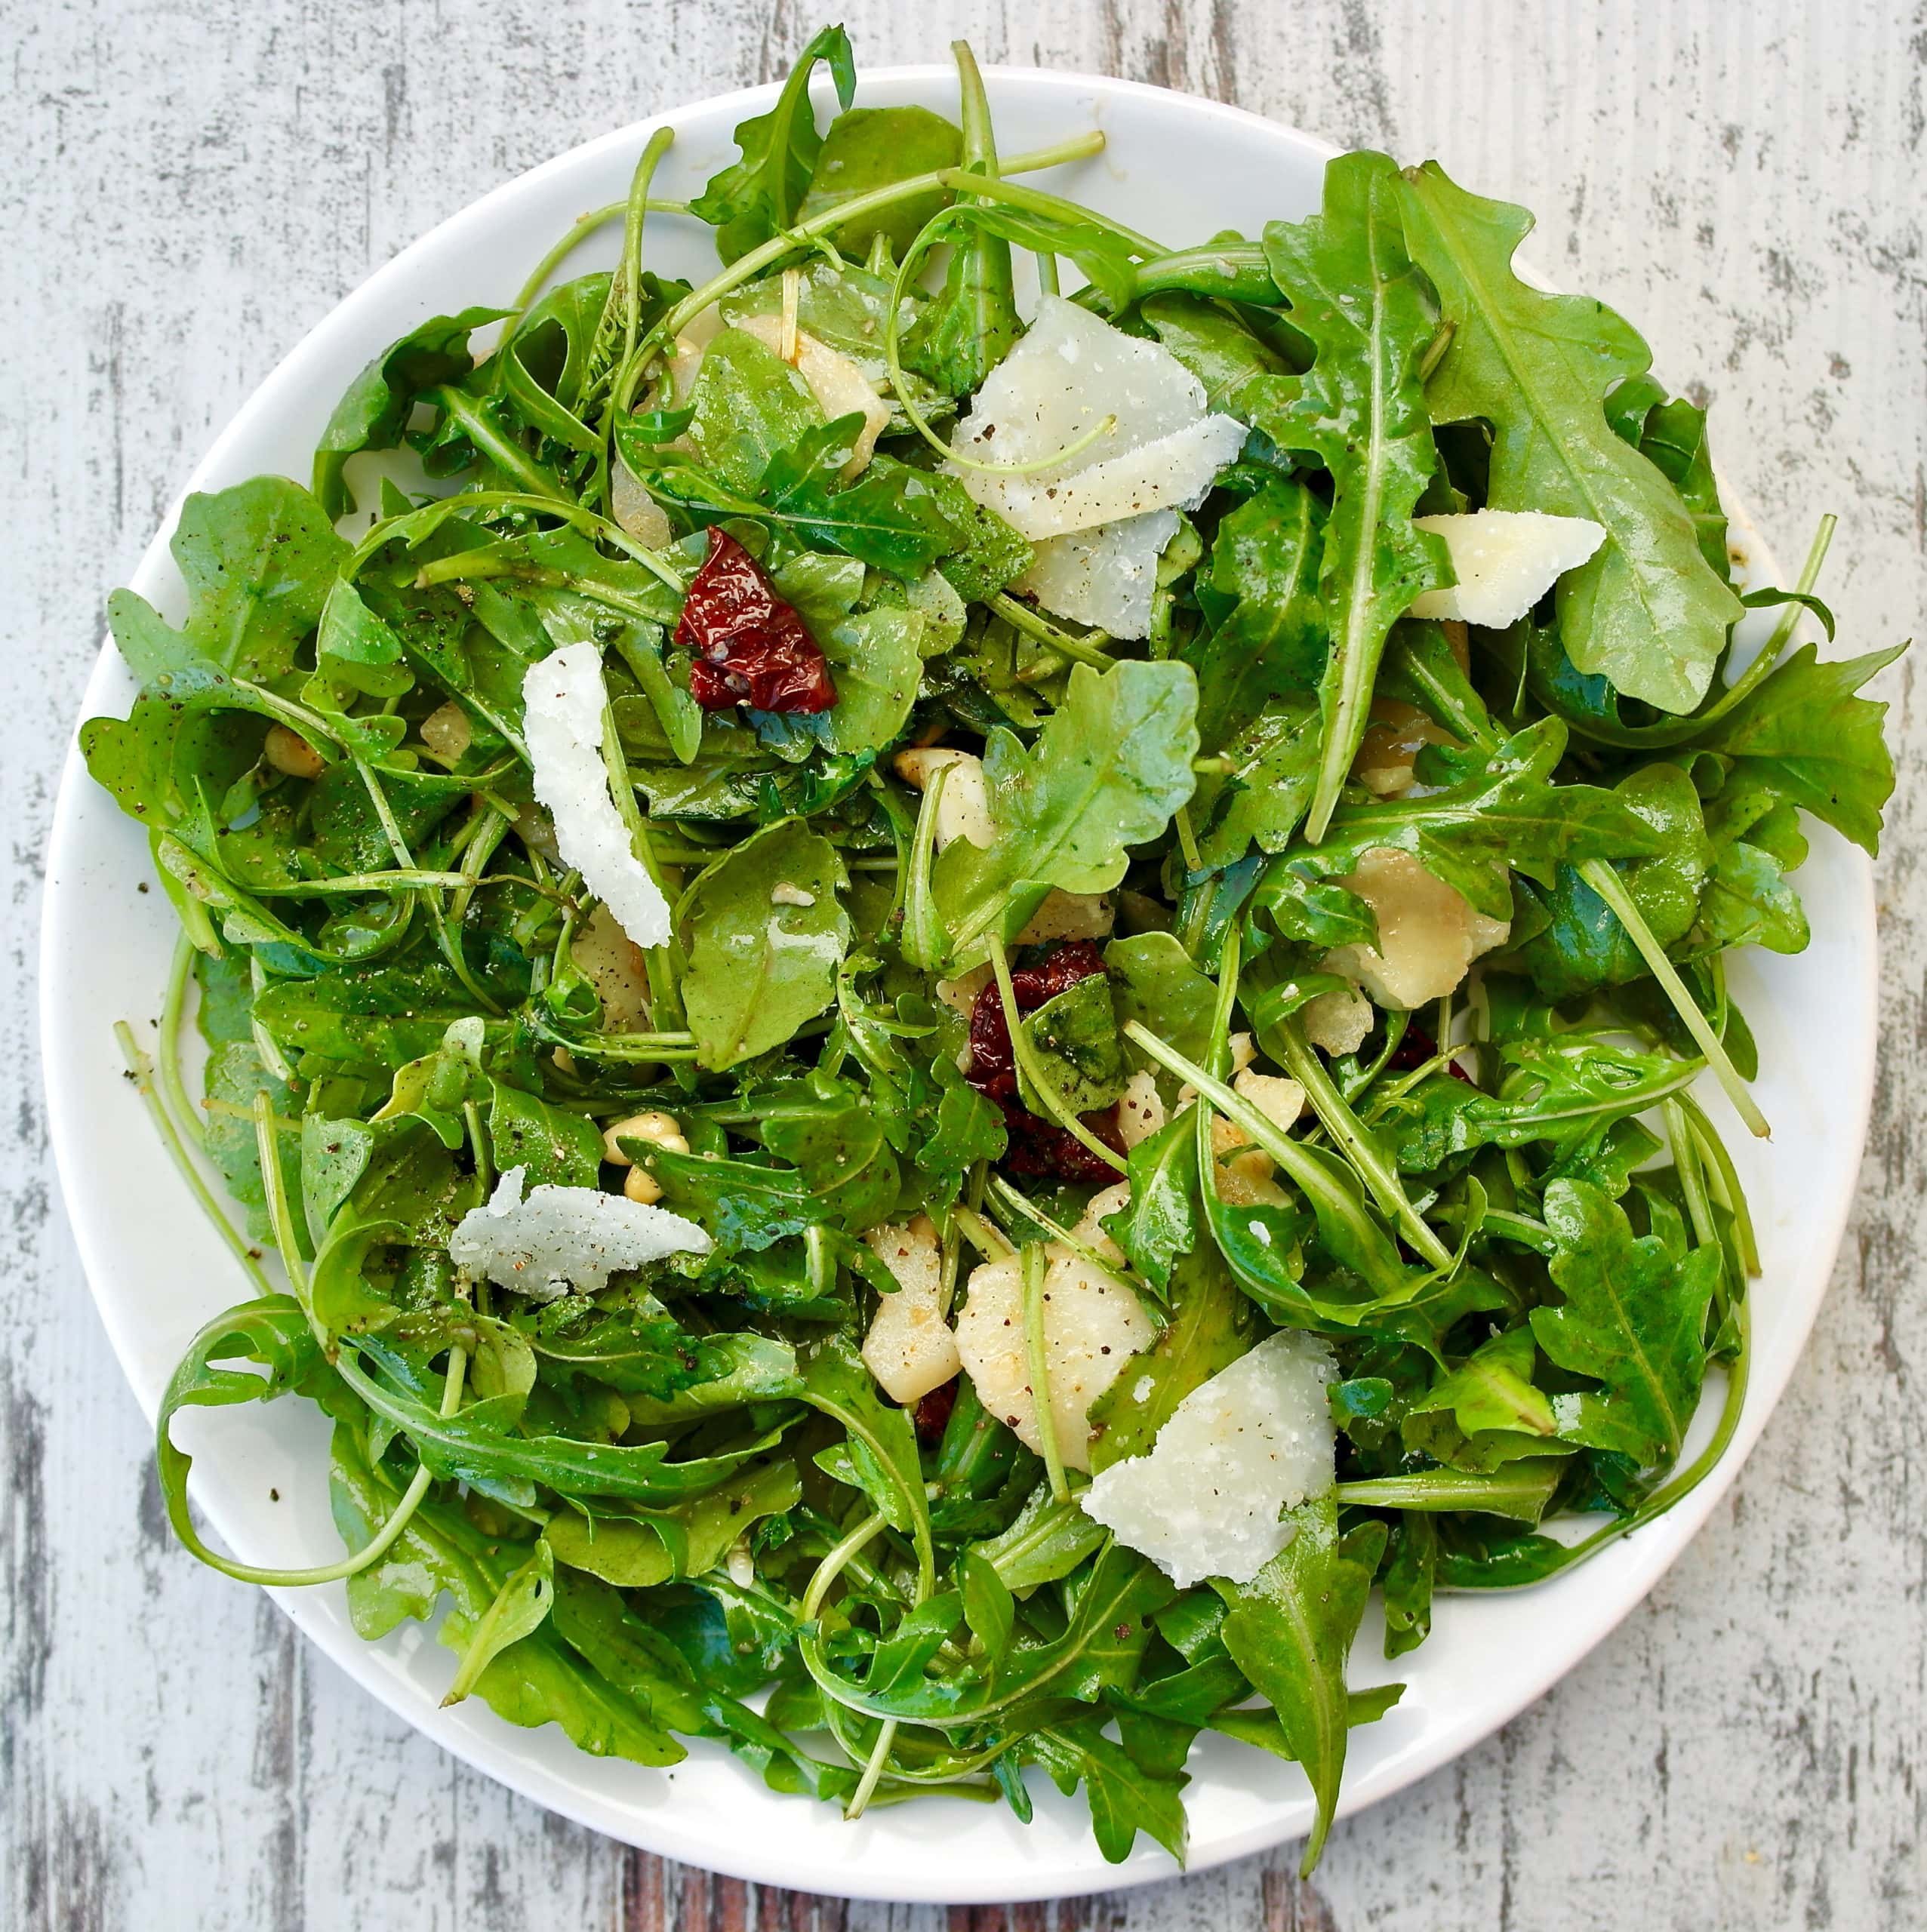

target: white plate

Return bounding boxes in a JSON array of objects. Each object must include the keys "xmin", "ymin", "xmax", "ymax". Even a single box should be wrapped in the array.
[{"xmin": 39, "ymin": 65, "xmax": 1876, "ymax": 1906}]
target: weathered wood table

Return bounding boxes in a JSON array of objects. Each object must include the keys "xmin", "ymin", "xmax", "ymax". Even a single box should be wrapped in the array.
[{"xmin": 5, "ymin": 2, "xmax": 1921, "ymax": 1925}]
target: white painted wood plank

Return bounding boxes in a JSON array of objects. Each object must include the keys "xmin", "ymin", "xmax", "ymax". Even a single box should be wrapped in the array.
[{"xmin": 4, "ymin": 2, "xmax": 1922, "ymax": 1927}]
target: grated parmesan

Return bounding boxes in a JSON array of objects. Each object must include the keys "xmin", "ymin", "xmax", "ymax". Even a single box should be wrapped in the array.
[
  {"xmin": 1081, "ymin": 1331, "xmax": 1338, "ymax": 1588},
  {"xmin": 522, "ymin": 644, "xmax": 672, "ymax": 950},
  {"xmin": 448, "ymin": 1167, "xmax": 710, "ymax": 1300}
]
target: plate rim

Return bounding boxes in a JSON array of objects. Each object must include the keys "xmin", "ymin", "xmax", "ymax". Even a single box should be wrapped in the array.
[{"xmin": 37, "ymin": 61, "xmax": 1879, "ymax": 1903}]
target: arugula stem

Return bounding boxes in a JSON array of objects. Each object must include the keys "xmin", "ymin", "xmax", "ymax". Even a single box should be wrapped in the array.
[
  {"xmin": 253, "ymin": 1092, "xmax": 311, "ymax": 1297},
  {"xmin": 1264, "ymin": 1013, "xmax": 1454, "ymax": 1268},
  {"xmin": 1021, "ymin": 1242, "xmax": 1071, "ymax": 1505},
  {"xmin": 986, "ymin": 937, "xmax": 1127, "ymax": 1175},
  {"xmin": 115, "ymin": 1022, "xmax": 276, "ymax": 1300},
  {"xmin": 1576, "ymin": 857, "xmax": 1768, "ymax": 1137},
  {"xmin": 508, "ymin": 192, "xmax": 697, "ymax": 321},
  {"xmin": 952, "ymin": 1204, "xmax": 1014, "ymax": 1261},
  {"xmin": 159, "ymin": 934, "xmax": 204, "ymax": 1149},
  {"xmin": 986, "ymin": 1174, "xmax": 1135, "ymax": 1297},
  {"xmin": 932, "ymin": 170, "xmax": 1165, "ymax": 258},
  {"xmin": 987, "ymin": 592, "xmax": 1114, "ymax": 666},
  {"xmin": 180, "ymin": 1340, "xmax": 467, "ymax": 1590},
  {"xmin": 1677, "ymin": 1090, "xmax": 1760, "ymax": 1278},
  {"xmin": 647, "ymin": 130, "xmax": 1107, "ymax": 351}
]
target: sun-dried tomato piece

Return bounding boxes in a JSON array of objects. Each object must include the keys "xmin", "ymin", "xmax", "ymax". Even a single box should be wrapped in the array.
[
  {"xmin": 999, "ymin": 1104, "xmax": 1126, "ymax": 1183},
  {"xmin": 674, "ymin": 527, "xmax": 836, "ymax": 715},
  {"xmin": 913, "ymin": 1377, "xmax": 958, "ymax": 1446},
  {"xmin": 1384, "ymin": 1023, "xmax": 1473, "ymax": 1084},
  {"xmin": 965, "ymin": 941, "xmax": 1121, "ymax": 1181}
]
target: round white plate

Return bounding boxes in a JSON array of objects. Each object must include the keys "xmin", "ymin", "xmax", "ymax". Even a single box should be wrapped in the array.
[{"xmin": 40, "ymin": 64, "xmax": 1875, "ymax": 1906}]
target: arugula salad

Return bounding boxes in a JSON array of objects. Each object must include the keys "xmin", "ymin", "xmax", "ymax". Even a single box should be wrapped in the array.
[{"xmin": 85, "ymin": 29, "xmax": 1901, "ymax": 1873}]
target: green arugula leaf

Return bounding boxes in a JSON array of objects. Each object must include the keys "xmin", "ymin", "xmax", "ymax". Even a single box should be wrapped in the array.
[
  {"xmin": 798, "ymin": 104, "xmax": 964, "ymax": 253},
  {"xmin": 1219, "ymin": 1498, "xmax": 1390, "ymax": 1875},
  {"xmin": 1101, "ymin": 1108, "xmax": 1200, "ymax": 1294},
  {"xmin": 680, "ymin": 819, "xmax": 852, "ymax": 1069},
  {"xmin": 1144, "ymin": 289, "xmax": 1299, "ymax": 417},
  {"xmin": 757, "ymin": 420, "xmax": 961, "ymax": 575},
  {"xmin": 1531, "ymin": 1178, "xmax": 1720, "ymax": 1465},
  {"xmin": 1514, "ymin": 762, "xmax": 1713, "ymax": 998},
  {"xmin": 902, "ymin": 45, "xmax": 1021, "ymax": 395},
  {"xmin": 1018, "ymin": 973, "xmax": 1128, "ymax": 1115},
  {"xmin": 1088, "ymin": 1251, "xmax": 1253, "ymax": 1469},
  {"xmin": 1027, "ymin": 1714, "xmax": 1190, "ymax": 1865},
  {"xmin": 312, "ymin": 307, "xmax": 510, "ymax": 516},
  {"xmin": 1254, "ymin": 152, "xmax": 1447, "ymax": 837},
  {"xmin": 931, "ymin": 660, "xmax": 1200, "ymax": 967},
  {"xmin": 1399, "ymin": 161, "xmax": 1743, "ymax": 713},
  {"xmin": 1184, "ymin": 474, "xmax": 1325, "ymax": 750},
  {"xmin": 690, "ymin": 25, "xmax": 857, "ymax": 263},
  {"xmin": 1695, "ymin": 642, "xmax": 1903, "ymax": 855},
  {"xmin": 109, "ymin": 478, "xmax": 347, "ymax": 686}
]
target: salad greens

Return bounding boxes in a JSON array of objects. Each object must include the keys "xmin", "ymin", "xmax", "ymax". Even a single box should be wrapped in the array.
[{"xmin": 87, "ymin": 30, "xmax": 1901, "ymax": 1878}]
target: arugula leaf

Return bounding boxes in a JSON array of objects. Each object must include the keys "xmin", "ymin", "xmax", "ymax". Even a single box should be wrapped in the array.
[
  {"xmin": 1531, "ymin": 1178, "xmax": 1719, "ymax": 1465},
  {"xmin": 690, "ymin": 25, "xmax": 857, "ymax": 263},
  {"xmin": 1019, "ymin": 974, "xmax": 1128, "ymax": 1115},
  {"xmin": 759, "ymin": 420, "xmax": 962, "ymax": 575},
  {"xmin": 902, "ymin": 45, "xmax": 1021, "ymax": 395},
  {"xmin": 1144, "ymin": 289, "xmax": 1299, "ymax": 416},
  {"xmin": 1102, "ymin": 1109, "xmax": 1199, "ymax": 1294},
  {"xmin": 1283, "ymin": 717, "xmax": 1668, "ymax": 921},
  {"xmin": 1219, "ymin": 1499, "xmax": 1390, "ymax": 1874},
  {"xmin": 543, "ymin": 1457, "xmax": 800, "ymax": 1587},
  {"xmin": 1184, "ymin": 473, "xmax": 1325, "ymax": 750},
  {"xmin": 1399, "ymin": 161, "xmax": 1743, "ymax": 713},
  {"xmin": 931, "ymin": 660, "xmax": 1200, "ymax": 966},
  {"xmin": 797, "ymin": 104, "xmax": 963, "ymax": 254},
  {"xmin": 1027, "ymin": 1715, "xmax": 1190, "ymax": 1865},
  {"xmin": 108, "ymin": 478, "xmax": 347, "ymax": 686},
  {"xmin": 312, "ymin": 307, "xmax": 509, "ymax": 516},
  {"xmin": 679, "ymin": 328, "xmax": 823, "ymax": 495},
  {"xmin": 331, "ymin": 1425, "xmax": 686, "ymax": 1765},
  {"xmin": 1088, "ymin": 1251, "xmax": 1252, "ymax": 1469},
  {"xmin": 1695, "ymin": 642, "xmax": 1903, "ymax": 855},
  {"xmin": 680, "ymin": 819, "xmax": 852, "ymax": 1069},
  {"xmin": 1254, "ymin": 152, "xmax": 1446, "ymax": 837},
  {"xmin": 1514, "ymin": 762, "xmax": 1712, "ymax": 998}
]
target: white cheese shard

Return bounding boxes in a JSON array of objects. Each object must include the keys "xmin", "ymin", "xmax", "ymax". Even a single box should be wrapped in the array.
[
  {"xmin": 1014, "ymin": 890, "xmax": 1115, "ymax": 946},
  {"xmin": 947, "ymin": 297, "xmax": 1244, "ymax": 634},
  {"xmin": 1014, "ymin": 509, "xmax": 1177, "ymax": 640},
  {"xmin": 448, "ymin": 1167, "xmax": 710, "ymax": 1301},
  {"xmin": 1233, "ymin": 1069, "xmax": 1306, "ymax": 1136},
  {"xmin": 1408, "ymin": 509, "xmax": 1607, "ymax": 629},
  {"xmin": 1322, "ymin": 848, "xmax": 1511, "ymax": 1010},
  {"xmin": 984, "ymin": 416, "xmax": 1247, "ymax": 542},
  {"xmin": 731, "ymin": 315, "xmax": 891, "ymax": 475},
  {"xmin": 1117, "ymin": 1069, "xmax": 1166, "ymax": 1149},
  {"xmin": 891, "ymin": 746, "xmax": 996, "ymax": 851},
  {"xmin": 1081, "ymin": 1331, "xmax": 1339, "ymax": 1588},
  {"xmin": 522, "ymin": 643, "xmax": 672, "ymax": 950},
  {"xmin": 571, "ymin": 903, "xmax": 653, "ymax": 1031},
  {"xmin": 860, "ymin": 1216, "xmax": 960, "ymax": 1405},
  {"xmin": 953, "ymin": 1246, "xmax": 1154, "ymax": 1472},
  {"xmin": 1302, "ymin": 985, "xmax": 1373, "ymax": 1057}
]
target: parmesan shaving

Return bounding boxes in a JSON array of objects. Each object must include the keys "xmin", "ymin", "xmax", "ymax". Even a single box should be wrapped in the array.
[
  {"xmin": 1081, "ymin": 1331, "xmax": 1338, "ymax": 1588},
  {"xmin": 448, "ymin": 1167, "xmax": 710, "ymax": 1301},
  {"xmin": 522, "ymin": 643, "xmax": 672, "ymax": 949},
  {"xmin": 1409, "ymin": 509, "xmax": 1608, "ymax": 629}
]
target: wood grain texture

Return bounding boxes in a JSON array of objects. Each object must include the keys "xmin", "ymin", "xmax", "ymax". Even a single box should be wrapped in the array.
[{"xmin": 5, "ymin": 1, "xmax": 1923, "ymax": 1925}]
